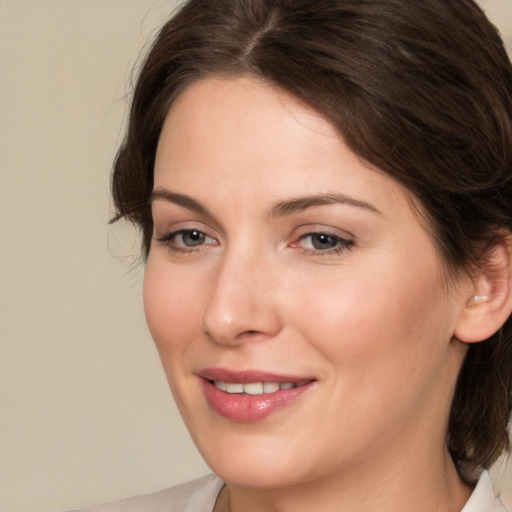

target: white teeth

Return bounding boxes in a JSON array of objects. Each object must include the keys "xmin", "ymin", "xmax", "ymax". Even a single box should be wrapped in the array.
[
  {"xmin": 213, "ymin": 380, "xmax": 308, "ymax": 394},
  {"xmin": 263, "ymin": 382, "xmax": 280, "ymax": 393},
  {"xmin": 214, "ymin": 380, "xmax": 227, "ymax": 391},
  {"xmin": 244, "ymin": 382, "xmax": 264, "ymax": 395},
  {"xmin": 226, "ymin": 383, "xmax": 244, "ymax": 393}
]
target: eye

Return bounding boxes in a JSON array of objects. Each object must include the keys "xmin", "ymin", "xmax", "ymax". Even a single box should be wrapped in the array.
[
  {"xmin": 176, "ymin": 230, "xmax": 209, "ymax": 247},
  {"xmin": 156, "ymin": 229, "xmax": 216, "ymax": 251},
  {"xmin": 297, "ymin": 232, "xmax": 354, "ymax": 254},
  {"xmin": 303, "ymin": 233, "xmax": 340, "ymax": 250}
]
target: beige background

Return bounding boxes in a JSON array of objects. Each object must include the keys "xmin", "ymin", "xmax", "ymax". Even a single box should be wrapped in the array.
[{"xmin": 0, "ymin": 1, "xmax": 511, "ymax": 511}]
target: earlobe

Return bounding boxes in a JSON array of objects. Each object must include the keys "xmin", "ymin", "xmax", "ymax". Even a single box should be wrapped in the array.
[{"xmin": 454, "ymin": 241, "xmax": 512, "ymax": 344}]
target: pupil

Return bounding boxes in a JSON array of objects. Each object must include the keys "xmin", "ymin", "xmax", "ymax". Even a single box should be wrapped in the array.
[
  {"xmin": 185, "ymin": 231, "xmax": 205, "ymax": 246},
  {"xmin": 313, "ymin": 234, "xmax": 336, "ymax": 250}
]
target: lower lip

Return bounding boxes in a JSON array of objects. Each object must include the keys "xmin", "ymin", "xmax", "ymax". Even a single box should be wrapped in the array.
[{"xmin": 202, "ymin": 379, "xmax": 314, "ymax": 422}]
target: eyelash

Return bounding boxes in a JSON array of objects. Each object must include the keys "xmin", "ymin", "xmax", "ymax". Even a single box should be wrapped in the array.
[
  {"xmin": 295, "ymin": 232, "xmax": 354, "ymax": 256},
  {"xmin": 155, "ymin": 229, "xmax": 354, "ymax": 256},
  {"xmin": 155, "ymin": 229, "xmax": 217, "ymax": 254}
]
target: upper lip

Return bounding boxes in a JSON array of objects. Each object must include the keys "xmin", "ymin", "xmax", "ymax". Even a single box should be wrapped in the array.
[{"xmin": 198, "ymin": 368, "xmax": 316, "ymax": 384}]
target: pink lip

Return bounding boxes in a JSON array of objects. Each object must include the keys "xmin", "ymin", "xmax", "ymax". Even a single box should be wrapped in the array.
[{"xmin": 199, "ymin": 368, "xmax": 316, "ymax": 423}]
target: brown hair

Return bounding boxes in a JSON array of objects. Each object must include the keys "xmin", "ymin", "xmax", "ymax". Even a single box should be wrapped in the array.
[{"xmin": 112, "ymin": 0, "xmax": 512, "ymax": 471}]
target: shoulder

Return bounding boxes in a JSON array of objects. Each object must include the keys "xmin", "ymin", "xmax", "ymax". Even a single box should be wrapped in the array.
[
  {"xmin": 461, "ymin": 471, "xmax": 510, "ymax": 512},
  {"xmin": 67, "ymin": 474, "xmax": 224, "ymax": 512}
]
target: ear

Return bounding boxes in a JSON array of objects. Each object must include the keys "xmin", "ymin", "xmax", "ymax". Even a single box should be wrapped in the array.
[{"xmin": 454, "ymin": 239, "xmax": 512, "ymax": 343}]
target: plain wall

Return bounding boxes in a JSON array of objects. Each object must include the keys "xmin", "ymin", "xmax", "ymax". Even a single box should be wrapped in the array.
[{"xmin": 0, "ymin": 1, "xmax": 511, "ymax": 511}]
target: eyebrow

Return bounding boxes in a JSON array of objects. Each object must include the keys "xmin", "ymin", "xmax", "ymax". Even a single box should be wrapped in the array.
[
  {"xmin": 150, "ymin": 188, "xmax": 381, "ymax": 218},
  {"xmin": 150, "ymin": 188, "xmax": 212, "ymax": 217},
  {"xmin": 269, "ymin": 193, "xmax": 382, "ymax": 217}
]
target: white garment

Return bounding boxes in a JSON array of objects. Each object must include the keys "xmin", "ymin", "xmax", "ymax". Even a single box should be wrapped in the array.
[
  {"xmin": 68, "ymin": 474, "xmax": 223, "ymax": 512},
  {"xmin": 69, "ymin": 470, "xmax": 509, "ymax": 512},
  {"xmin": 462, "ymin": 471, "xmax": 509, "ymax": 512}
]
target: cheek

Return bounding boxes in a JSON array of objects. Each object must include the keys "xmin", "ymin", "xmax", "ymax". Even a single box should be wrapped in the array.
[
  {"xmin": 143, "ymin": 256, "xmax": 204, "ymax": 356},
  {"xmin": 288, "ymin": 264, "xmax": 457, "ymax": 447},
  {"xmin": 289, "ymin": 251, "xmax": 452, "ymax": 382},
  {"xmin": 143, "ymin": 257, "xmax": 210, "ymax": 421}
]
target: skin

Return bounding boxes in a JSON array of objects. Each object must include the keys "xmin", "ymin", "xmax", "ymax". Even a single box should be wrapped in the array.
[{"xmin": 144, "ymin": 76, "xmax": 477, "ymax": 511}]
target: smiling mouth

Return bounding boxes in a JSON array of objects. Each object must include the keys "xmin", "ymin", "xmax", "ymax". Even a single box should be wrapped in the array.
[
  {"xmin": 211, "ymin": 380, "xmax": 313, "ymax": 395},
  {"xmin": 202, "ymin": 376, "xmax": 315, "ymax": 422}
]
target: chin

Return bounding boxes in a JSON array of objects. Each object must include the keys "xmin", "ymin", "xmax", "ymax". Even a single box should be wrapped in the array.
[
  {"xmin": 195, "ymin": 430, "xmax": 317, "ymax": 489},
  {"xmin": 210, "ymin": 458, "xmax": 305, "ymax": 490}
]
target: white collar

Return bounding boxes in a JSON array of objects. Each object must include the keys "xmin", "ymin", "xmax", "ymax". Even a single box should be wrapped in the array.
[{"xmin": 461, "ymin": 470, "xmax": 509, "ymax": 512}]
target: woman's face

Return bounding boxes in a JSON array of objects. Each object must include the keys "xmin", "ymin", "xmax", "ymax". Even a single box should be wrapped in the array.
[{"xmin": 145, "ymin": 76, "xmax": 470, "ymax": 488}]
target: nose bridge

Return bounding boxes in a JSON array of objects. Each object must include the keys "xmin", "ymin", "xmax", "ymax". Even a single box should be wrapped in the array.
[{"xmin": 202, "ymin": 241, "xmax": 280, "ymax": 345}]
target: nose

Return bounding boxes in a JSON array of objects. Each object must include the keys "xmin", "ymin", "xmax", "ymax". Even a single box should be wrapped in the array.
[{"xmin": 202, "ymin": 248, "xmax": 282, "ymax": 346}]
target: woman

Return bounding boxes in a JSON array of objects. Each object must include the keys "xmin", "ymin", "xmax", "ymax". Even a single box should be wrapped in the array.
[{"xmin": 78, "ymin": 0, "xmax": 512, "ymax": 510}]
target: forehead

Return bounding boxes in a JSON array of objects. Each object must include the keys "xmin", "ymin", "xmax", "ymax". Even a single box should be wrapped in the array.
[
  {"xmin": 156, "ymin": 75, "xmax": 338, "ymax": 170},
  {"xmin": 155, "ymin": 76, "xmax": 401, "ymax": 206}
]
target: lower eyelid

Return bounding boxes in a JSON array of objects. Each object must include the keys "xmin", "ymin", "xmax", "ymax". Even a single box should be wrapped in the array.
[{"xmin": 301, "ymin": 243, "xmax": 354, "ymax": 259}]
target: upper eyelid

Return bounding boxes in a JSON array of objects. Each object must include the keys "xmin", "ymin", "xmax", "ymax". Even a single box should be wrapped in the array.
[
  {"xmin": 151, "ymin": 196, "xmax": 359, "ymax": 237},
  {"xmin": 296, "ymin": 232, "xmax": 353, "ymax": 246},
  {"xmin": 153, "ymin": 218, "xmax": 216, "ymax": 235},
  {"xmin": 153, "ymin": 221, "xmax": 356, "ymax": 246},
  {"xmin": 299, "ymin": 232, "xmax": 349, "ymax": 241},
  {"xmin": 292, "ymin": 224, "xmax": 355, "ymax": 240},
  {"xmin": 151, "ymin": 209, "xmax": 225, "ymax": 240},
  {"xmin": 157, "ymin": 227, "xmax": 216, "ymax": 241}
]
